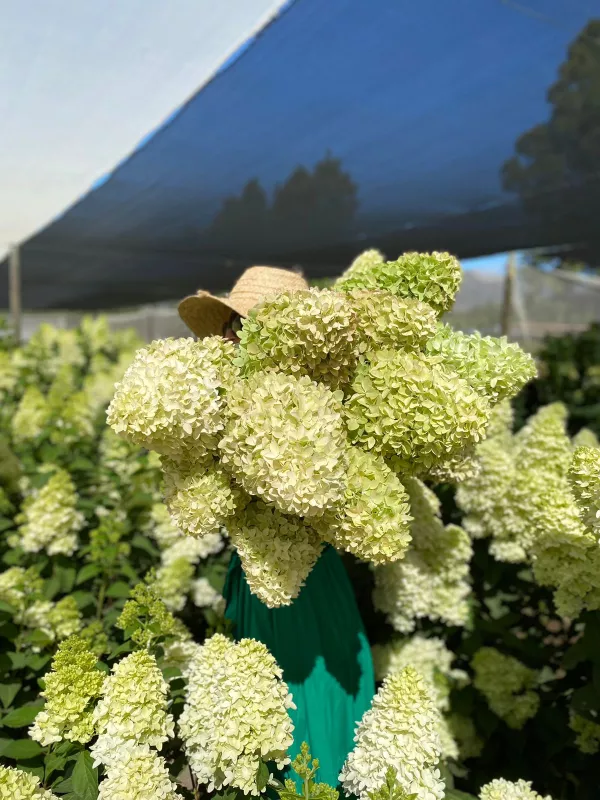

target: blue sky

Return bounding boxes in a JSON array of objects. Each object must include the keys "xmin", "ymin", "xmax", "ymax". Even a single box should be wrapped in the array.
[{"xmin": 462, "ymin": 253, "xmax": 511, "ymax": 274}]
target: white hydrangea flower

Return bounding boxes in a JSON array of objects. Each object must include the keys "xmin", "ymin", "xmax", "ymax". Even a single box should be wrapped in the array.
[
  {"xmin": 151, "ymin": 558, "xmax": 195, "ymax": 612},
  {"xmin": 107, "ymin": 336, "xmax": 237, "ymax": 459},
  {"xmin": 162, "ymin": 456, "xmax": 243, "ymax": 539},
  {"xmin": 479, "ymin": 778, "xmax": 552, "ymax": 800},
  {"xmin": 339, "ymin": 666, "xmax": 444, "ymax": 800},
  {"xmin": 179, "ymin": 634, "xmax": 295, "ymax": 795},
  {"xmin": 228, "ymin": 500, "xmax": 323, "ymax": 607},
  {"xmin": 97, "ymin": 742, "xmax": 181, "ymax": 800},
  {"xmin": 11, "ymin": 386, "xmax": 50, "ymax": 442},
  {"xmin": 219, "ymin": 371, "xmax": 347, "ymax": 518},
  {"xmin": 92, "ymin": 650, "xmax": 174, "ymax": 755},
  {"xmin": 160, "ymin": 532, "xmax": 224, "ymax": 566},
  {"xmin": 0, "ymin": 765, "xmax": 60, "ymax": 799},
  {"xmin": 373, "ymin": 478, "xmax": 472, "ymax": 632},
  {"xmin": 15, "ymin": 470, "xmax": 84, "ymax": 556},
  {"xmin": 192, "ymin": 577, "xmax": 225, "ymax": 613},
  {"xmin": 148, "ymin": 502, "xmax": 182, "ymax": 549}
]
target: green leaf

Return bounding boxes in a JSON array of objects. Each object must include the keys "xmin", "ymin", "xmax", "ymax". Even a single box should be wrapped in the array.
[
  {"xmin": 71, "ymin": 591, "xmax": 96, "ymax": 611},
  {"xmin": 43, "ymin": 574, "xmax": 62, "ymax": 600},
  {"xmin": 52, "ymin": 777, "xmax": 73, "ymax": 793},
  {"xmin": 0, "ymin": 600, "xmax": 17, "ymax": 615},
  {"xmin": 76, "ymin": 564, "xmax": 101, "ymax": 585},
  {"xmin": 1, "ymin": 738, "xmax": 43, "ymax": 759},
  {"xmin": 45, "ymin": 752, "xmax": 68, "ymax": 782},
  {"xmin": 58, "ymin": 566, "xmax": 77, "ymax": 593},
  {"xmin": 0, "ymin": 682, "xmax": 21, "ymax": 709},
  {"xmin": 256, "ymin": 760, "xmax": 270, "ymax": 793},
  {"xmin": 71, "ymin": 751, "xmax": 98, "ymax": 800},
  {"xmin": 106, "ymin": 581, "xmax": 132, "ymax": 598},
  {"xmin": 131, "ymin": 533, "xmax": 159, "ymax": 557},
  {"xmin": 444, "ymin": 791, "xmax": 478, "ymax": 800},
  {"xmin": 1, "ymin": 701, "xmax": 44, "ymax": 728}
]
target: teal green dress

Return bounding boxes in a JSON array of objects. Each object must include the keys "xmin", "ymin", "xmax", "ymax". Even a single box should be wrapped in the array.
[{"xmin": 224, "ymin": 545, "xmax": 375, "ymax": 788}]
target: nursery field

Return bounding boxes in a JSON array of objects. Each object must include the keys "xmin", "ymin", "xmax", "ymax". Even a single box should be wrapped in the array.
[{"xmin": 1, "ymin": 251, "xmax": 599, "ymax": 800}]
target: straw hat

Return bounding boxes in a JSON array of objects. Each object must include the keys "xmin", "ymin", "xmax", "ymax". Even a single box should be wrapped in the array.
[{"xmin": 178, "ymin": 266, "xmax": 309, "ymax": 338}]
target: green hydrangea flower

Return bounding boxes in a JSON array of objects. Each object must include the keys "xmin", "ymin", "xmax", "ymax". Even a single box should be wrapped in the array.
[
  {"xmin": 107, "ymin": 336, "xmax": 237, "ymax": 459},
  {"xmin": 12, "ymin": 386, "xmax": 50, "ymax": 442},
  {"xmin": 30, "ymin": 636, "xmax": 104, "ymax": 746},
  {"xmin": 116, "ymin": 583, "xmax": 178, "ymax": 648},
  {"xmin": 336, "ymin": 251, "xmax": 462, "ymax": 315},
  {"xmin": 373, "ymin": 478, "xmax": 472, "ymax": 632},
  {"xmin": 150, "ymin": 557, "xmax": 195, "ymax": 612},
  {"xmin": 313, "ymin": 447, "xmax": 412, "ymax": 564},
  {"xmin": 339, "ymin": 666, "xmax": 444, "ymax": 800},
  {"xmin": 228, "ymin": 500, "xmax": 323, "ymax": 607},
  {"xmin": 570, "ymin": 710, "xmax": 600, "ymax": 755},
  {"xmin": 346, "ymin": 349, "xmax": 490, "ymax": 474},
  {"xmin": 97, "ymin": 744, "xmax": 181, "ymax": 800},
  {"xmin": 220, "ymin": 371, "xmax": 347, "ymax": 518},
  {"xmin": 425, "ymin": 325, "xmax": 536, "ymax": 405},
  {"xmin": 162, "ymin": 456, "xmax": 244, "ymax": 539},
  {"xmin": 236, "ymin": 288, "xmax": 357, "ymax": 388},
  {"xmin": 568, "ymin": 445, "xmax": 600, "ymax": 533},
  {"xmin": 180, "ymin": 634, "xmax": 295, "ymax": 795},
  {"xmin": 347, "ymin": 290, "xmax": 438, "ymax": 354},
  {"xmin": 479, "ymin": 778, "xmax": 552, "ymax": 800},
  {"xmin": 0, "ymin": 765, "xmax": 59, "ymax": 799},
  {"xmin": 472, "ymin": 648, "xmax": 540, "ymax": 729}
]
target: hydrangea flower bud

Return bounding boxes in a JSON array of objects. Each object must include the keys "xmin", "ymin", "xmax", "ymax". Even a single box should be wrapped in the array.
[
  {"xmin": 479, "ymin": 778, "xmax": 552, "ymax": 800},
  {"xmin": 472, "ymin": 648, "xmax": 539, "ymax": 729}
]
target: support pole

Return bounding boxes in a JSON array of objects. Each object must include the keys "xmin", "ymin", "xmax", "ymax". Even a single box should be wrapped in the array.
[
  {"xmin": 501, "ymin": 251, "xmax": 516, "ymax": 337},
  {"xmin": 9, "ymin": 245, "xmax": 22, "ymax": 345}
]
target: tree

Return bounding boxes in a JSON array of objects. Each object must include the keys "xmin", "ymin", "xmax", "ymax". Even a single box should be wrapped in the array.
[{"xmin": 502, "ymin": 20, "xmax": 600, "ymax": 270}]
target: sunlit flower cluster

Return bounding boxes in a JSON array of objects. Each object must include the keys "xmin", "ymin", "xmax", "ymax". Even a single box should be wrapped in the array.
[
  {"xmin": 570, "ymin": 710, "xmax": 600, "ymax": 754},
  {"xmin": 479, "ymin": 778, "xmax": 552, "ymax": 800},
  {"xmin": 97, "ymin": 742, "xmax": 181, "ymax": 800},
  {"xmin": 107, "ymin": 336, "xmax": 237, "ymax": 458},
  {"xmin": 0, "ymin": 765, "xmax": 59, "ymax": 800},
  {"xmin": 336, "ymin": 250, "xmax": 462, "ymax": 315},
  {"xmin": 180, "ymin": 634, "xmax": 295, "ymax": 795},
  {"xmin": 12, "ymin": 386, "xmax": 50, "ymax": 441},
  {"xmin": 339, "ymin": 666, "xmax": 444, "ymax": 800},
  {"xmin": 458, "ymin": 402, "xmax": 600, "ymax": 616},
  {"xmin": 14, "ymin": 469, "xmax": 84, "ymax": 556},
  {"xmin": 228, "ymin": 500, "xmax": 323, "ymax": 607},
  {"xmin": 91, "ymin": 650, "xmax": 174, "ymax": 763},
  {"xmin": 106, "ymin": 249, "xmax": 534, "ymax": 603},
  {"xmin": 192, "ymin": 577, "xmax": 225, "ymax": 612},
  {"xmin": 371, "ymin": 635, "xmax": 468, "ymax": 760},
  {"xmin": 30, "ymin": 636, "xmax": 104, "ymax": 746},
  {"xmin": 373, "ymin": 478, "xmax": 472, "ymax": 632},
  {"xmin": 237, "ymin": 288, "xmax": 357, "ymax": 388},
  {"xmin": 151, "ymin": 557, "xmax": 195, "ymax": 611},
  {"xmin": 220, "ymin": 371, "xmax": 347, "ymax": 518},
  {"xmin": 314, "ymin": 446, "xmax": 412, "ymax": 564},
  {"xmin": 472, "ymin": 647, "xmax": 540, "ymax": 729}
]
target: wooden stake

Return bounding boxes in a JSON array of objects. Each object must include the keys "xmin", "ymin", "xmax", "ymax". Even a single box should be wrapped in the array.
[
  {"xmin": 9, "ymin": 245, "xmax": 22, "ymax": 344},
  {"xmin": 501, "ymin": 252, "xmax": 516, "ymax": 337}
]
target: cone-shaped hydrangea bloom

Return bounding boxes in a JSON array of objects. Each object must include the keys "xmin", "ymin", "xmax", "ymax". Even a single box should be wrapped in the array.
[
  {"xmin": 219, "ymin": 371, "xmax": 347, "ymax": 517},
  {"xmin": 472, "ymin": 648, "xmax": 539, "ymax": 729},
  {"xmin": 192, "ymin": 577, "xmax": 225, "ymax": 612},
  {"xmin": 97, "ymin": 743, "xmax": 181, "ymax": 800},
  {"xmin": 425, "ymin": 445, "xmax": 482, "ymax": 484},
  {"xmin": 25, "ymin": 595, "xmax": 82, "ymax": 643},
  {"xmin": 0, "ymin": 566, "xmax": 43, "ymax": 611},
  {"xmin": 15, "ymin": 470, "xmax": 84, "ymax": 556},
  {"xmin": 347, "ymin": 290, "xmax": 438, "ymax": 354},
  {"xmin": 314, "ymin": 447, "xmax": 412, "ymax": 564},
  {"xmin": 236, "ymin": 288, "xmax": 357, "ymax": 388},
  {"xmin": 336, "ymin": 251, "xmax": 462, "ymax": 315},
  {"xmin": 479, "ymin": 778, "xmax": 552, "ymax": 800},
  {"xmin": 371, "ymin": 636, "xmax": 467, "ymax": 706},
  {"xmin": 571, "ymin": 427, "xmax": 599, "ymax": 449},
  {"xmin": 0, "ymin": 350, "xmax": 18, "ymax": 398},
  {"xmin": 91, "ymin": 650, "xmax": 174, "ymax": 757},
  {"xmin": 180, "ymin": 634, "xmax": 295, "ymax": 795},
  {"xmin": 30, "ymin": 636, "xmax": 104, "ymax": 746},
  {"xmin": 0, "ymin": 765, "xmax": 59, "ymax": 800},
  {"xmin": 11, "ymin": 386, "xmax": 50, "ymax": 441},
  {"xmin": 148, "ymin": 502, "xmax": 182, "ymax": 549},
  {"xmin": 228, "ymin": 500, "xmax": 323, "ymax": 607},
  {"xmin": 162, "ymin": 456, "xmax": 243, "ymax": 538},
  {"xmin": 374, "ymin": 479, "xmax": 472, "ymax": 632},
  {"xmin": 116, "ymin": 584, "xmax": 178, "ymax": 648},
  {"xmin": 151, "ymin": 557, "xmax": 195, "ymax": 612},
  {"xmin": 371, "ymin": 635, "xmax": 468, "ymax": 761},
  {"xmin": 346, "ymin": 349, "xmax": 490, "ymax": 474},
  {"xmin": 337, "ymin": 248, "xmax": 385, "ymax": 282},
  {"xmin": 107, "ymin": 336, "xmax": 237, "ymax": 458},
  {"xmin": 160, "ymin": 532, "xmax": 224, "ymax": 567},
  {"xmin": 570, "ymin": 711, "xmax": 600, "ymax": 754},
  {"xmin": 426, "ymin": 326, "xmax": 536, "ymax": 405},
  {"xmin": 49, "ymin": 390, "xmax": 96, "ymax": 446},
  {"xmin": 569, "ymin": 445, "xmax": 600, "ymax": 533},
  {"xmin": 513, "ymin": 403, "xmax": 572, "ymax": 475},
  {"xmin": 339, "ymin": 666, "xmax": 444, "ymax": 800}
]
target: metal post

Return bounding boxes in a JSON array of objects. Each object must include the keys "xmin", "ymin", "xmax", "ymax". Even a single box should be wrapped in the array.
[
  {"xmin": 9, "ymin": 245, "xmax": 22, "ymax": 344},
  {"xmin": 501, "ymin": 252, "xmax": 516, "ymax": 337}
]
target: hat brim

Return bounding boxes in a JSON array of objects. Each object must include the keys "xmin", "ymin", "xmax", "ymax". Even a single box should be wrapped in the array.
[{"xmin": 178, "ymin": 292, "xmax": 248, "ymax": 339}]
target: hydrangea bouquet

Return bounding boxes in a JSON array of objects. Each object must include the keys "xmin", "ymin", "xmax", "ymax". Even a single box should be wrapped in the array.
[{"xmin": 107, "ymin": 250, "xmax": 535, "ymax": 608}]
